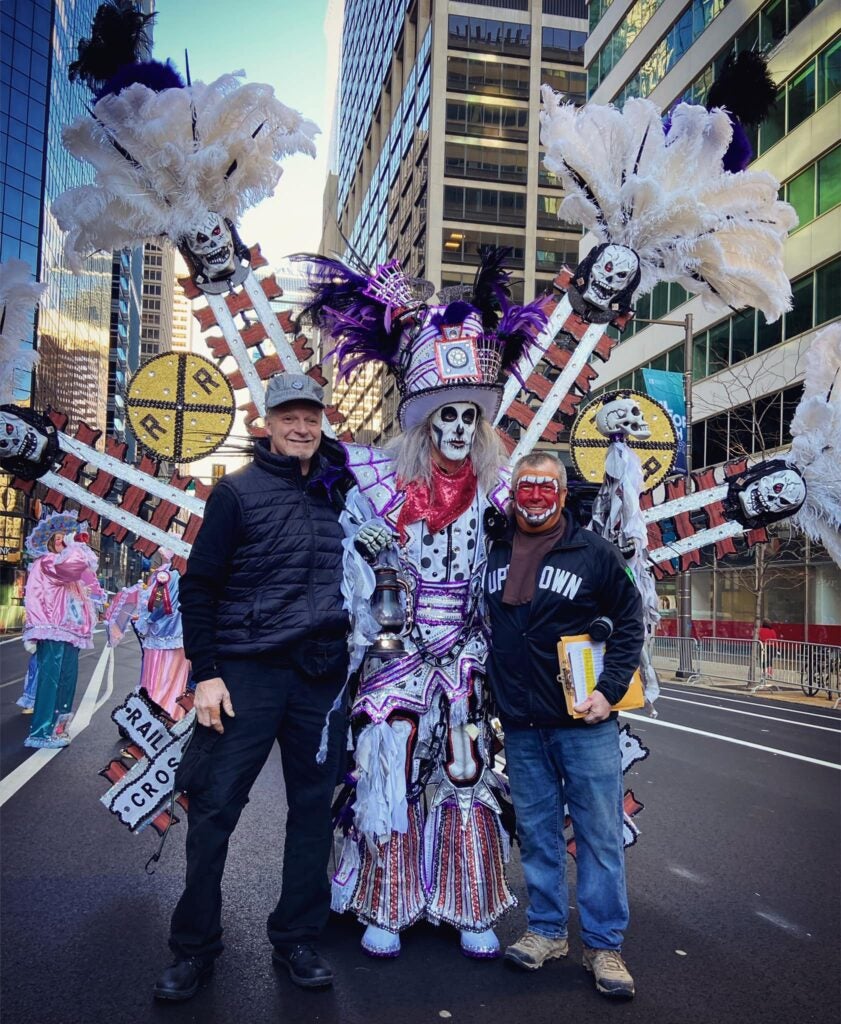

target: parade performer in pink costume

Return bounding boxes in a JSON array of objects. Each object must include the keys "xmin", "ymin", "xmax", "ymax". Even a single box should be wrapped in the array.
[
  {"xmin": 134, "ymin": 550, "xmax": 191, "ymax": 720},
  {"xmin": 23, "ymin": 511, "xmax": 102, "ymax": 749}
]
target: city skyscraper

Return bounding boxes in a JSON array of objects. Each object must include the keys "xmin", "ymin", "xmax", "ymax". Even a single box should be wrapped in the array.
[
  {"xmin": 1, "ymin": 0, "xmax": 142, "ymax": 624},
  {"xmin": 326, "ymin": 0, "xmax": 588, "ymax": 443},
  {"xmin": 586, "ymin": 0, "xmax": 840, "ymax": 641}
]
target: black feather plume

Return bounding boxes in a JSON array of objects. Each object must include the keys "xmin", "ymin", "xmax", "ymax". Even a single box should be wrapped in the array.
[
  {"xmin": 471, "ymin": 246, "xmax": 513, "ymax": 331},
  {"xmin": 69, "ymin": 0, "xmax": 155, "ymax": 92},
  {"xmin": 706, "ymin": 51, "xmax": 777, "ymax": 127}
]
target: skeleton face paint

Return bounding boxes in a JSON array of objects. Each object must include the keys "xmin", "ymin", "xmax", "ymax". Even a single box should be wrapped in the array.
[
  {"xmin": 513, "ymin": 471, "xmax": 565, "ymax": 533},
  {"xmin": 182, "ymin": 212, "xmax": 237, "ymax": 281},
  {"xmin": 0, "ymin": 410, "xmax": 49, "ymax": 462},
  {"xmin": 595, "ymin": 397, "xmax": 651, "ymax": 440},
  {"xmin": 581, "ymin": 244, "xmax": 640, "ymax": 310},
  {"xmin": 429, "ymin": 402, "xmax": 478, "ymax": 463}
]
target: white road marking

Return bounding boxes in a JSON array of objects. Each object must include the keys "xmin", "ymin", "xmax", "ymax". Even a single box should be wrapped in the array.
[
  {"xmin": 668, "ymin": 865, "xmax": 707, "ymax": 883},
  {"xmin": 655, "ymin": 695, "xmax": 841, "ymax": 733},
  {"xmin": 660, "ymin": 686, "xmax": 840, "ymax": 721},
  {"xmin": 755, "ymin": 910, "xmax": 810, "ymax": 938},
  {"xmin": 0, "ymin": 647, "xmax": 100, "ymax": 690},
  {"xmin": 0, "ymin": 645, "xmax": 114, "ymax": 806},
  {"xmin": 619, "ymin": 712, "xmax": 841, "ymax": 769}
]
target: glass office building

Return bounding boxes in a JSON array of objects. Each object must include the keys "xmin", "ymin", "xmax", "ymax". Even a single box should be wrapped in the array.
[
  {"xmin": 0, "ymin": 0, "xmax": 146, "ymax": 628},
  {"xmin": 328, "ymin": 0, "xmax": 588, "ymax": 443},
  {"xmin": 587, "ymin": 0, "xmax": 841, "ymax": 642}
]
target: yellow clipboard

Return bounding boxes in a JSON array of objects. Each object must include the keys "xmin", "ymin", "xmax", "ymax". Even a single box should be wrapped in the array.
[{"xmin": 556, "ymin": 633, "xmax": 645, "ymax": 719}]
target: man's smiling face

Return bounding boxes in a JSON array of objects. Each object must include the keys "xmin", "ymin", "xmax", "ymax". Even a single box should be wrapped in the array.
[{"xmin": 265, "ymin": 401, "xmax": 322, "ymax": 465}]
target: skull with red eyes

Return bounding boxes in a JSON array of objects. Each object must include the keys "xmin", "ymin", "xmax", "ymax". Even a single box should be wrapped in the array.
[
  {"xmin": 179, "ymin": 212, "xmax": 250, "ymax": 293},
  {"xmin": 727, "ymin": 459, "xmax": 807, "ymax": 527}
]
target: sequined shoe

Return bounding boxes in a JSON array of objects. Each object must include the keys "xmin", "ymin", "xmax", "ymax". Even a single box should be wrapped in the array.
[
  {"xmin": 24, "ymin": 735, "xmax": 70, "ymax": 749},
  {"xmin": 361, "ymin": 924, "xmax": 401, "ymax": 958},
  {"xmin": 582, "ymin": 947, "xmax": 635, "ymax": 999},
  {"xmin": 460, "ymin": 928, "xmax": 500, "ymax": 959},
  {"xmin": 504, "ymin": 930, "xmax": 569, "ymax": 970}
]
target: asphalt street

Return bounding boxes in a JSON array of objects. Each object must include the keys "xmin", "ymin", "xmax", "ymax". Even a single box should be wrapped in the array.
[{"xmin": 1, "ymin": 636, "xmax": 839, "ymax": 1024}]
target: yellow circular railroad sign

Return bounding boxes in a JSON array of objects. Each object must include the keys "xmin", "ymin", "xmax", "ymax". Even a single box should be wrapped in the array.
[
  {"xmin": 126, "ymin": 353, "xmax": 235, "ymax": 463},
  {"xmin": 570, "ymin": 390, "xmax": 678, "ymax": 493}
]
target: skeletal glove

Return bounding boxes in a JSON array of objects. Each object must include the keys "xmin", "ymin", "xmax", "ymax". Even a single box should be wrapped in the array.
[{"xmin": 355, "ymin": 522, "xmax": 393, "ymax": 562}]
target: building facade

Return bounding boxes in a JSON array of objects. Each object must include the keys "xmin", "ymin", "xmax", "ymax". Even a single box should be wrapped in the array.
[
  {"xmin": 327, "ymin": 0, "xmax": 588, "ymax": 443},
  {"xmin": 0, "ymin": 0, "xmax": 124, "ymax": 627},
  {"xmin": 586, "ymin": 0, "xmax": 841, "ymax": 642}
]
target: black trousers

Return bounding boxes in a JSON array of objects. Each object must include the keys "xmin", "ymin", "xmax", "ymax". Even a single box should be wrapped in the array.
[{"xmin": 168, "ymin": 657, "xmax": 346, "ymax": 960}]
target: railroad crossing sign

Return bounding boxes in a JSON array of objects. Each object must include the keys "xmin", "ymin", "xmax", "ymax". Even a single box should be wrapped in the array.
[
  {"xmin": 570, "ymin": 390, "xmax": 678, "ymax": 492},
  {"xmin": 126, "ymin": 353, "xmax": 235, "ymax": 463}
]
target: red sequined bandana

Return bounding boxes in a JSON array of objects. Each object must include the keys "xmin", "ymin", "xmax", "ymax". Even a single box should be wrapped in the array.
[{"xmin": 397, "ymin": 460, "xmax": 478, "ymax": 543}]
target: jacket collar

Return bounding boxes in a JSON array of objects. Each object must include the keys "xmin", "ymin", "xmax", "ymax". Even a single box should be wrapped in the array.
[
  {"xmin": 500, "ymin": 509, "xmax": 588, "ymax": 550},
  {"xmin": 252, "ymin": 435, "xmax": 350, "ymax": 491}
]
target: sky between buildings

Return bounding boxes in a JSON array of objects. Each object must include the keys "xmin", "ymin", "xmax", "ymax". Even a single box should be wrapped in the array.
[{"xmin": 154, "ymin": 0, "xmax": 335, "ymax": 265}]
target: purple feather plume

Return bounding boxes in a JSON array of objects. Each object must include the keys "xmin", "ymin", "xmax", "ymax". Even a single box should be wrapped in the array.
[
  {"xmin": 95, "ymin": 59, "xmax": 184, "ymax": 100},
  {"xmin": 496, "ymin": 296, "xmax": 550, "ymax": 381},
  {"xmin": 294, "ymin": 254, "xmax": 406, "ymax": 380}
]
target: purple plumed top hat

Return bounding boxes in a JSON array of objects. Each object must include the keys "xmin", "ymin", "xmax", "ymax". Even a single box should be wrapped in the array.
[{"xmin": 297, "ymin": 247, "xmax": 549, "ymax": 430}]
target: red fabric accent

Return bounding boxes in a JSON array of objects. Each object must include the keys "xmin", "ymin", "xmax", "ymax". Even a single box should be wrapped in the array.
[
  {"xmin": 147, "ymin": 571, "xmax": 173, "ymax": 615},
  {"xmin": 396, "ymin": 460, "xmax": 477, "ymax": 543}
]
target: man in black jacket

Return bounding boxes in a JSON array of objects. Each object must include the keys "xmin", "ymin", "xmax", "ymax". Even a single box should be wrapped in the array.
[
  {"xmin": 484, "ymin": 451, "xmax": 643, "ymax": 1000},
  {"xmin": 153, "ymin": 373, "xmax": 352, "ymax": 1001}
]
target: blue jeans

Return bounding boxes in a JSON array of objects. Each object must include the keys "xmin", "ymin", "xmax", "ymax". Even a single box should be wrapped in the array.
[{"xmin": 504, "ymin": 719, "xmax": 628, "ymax": 950}]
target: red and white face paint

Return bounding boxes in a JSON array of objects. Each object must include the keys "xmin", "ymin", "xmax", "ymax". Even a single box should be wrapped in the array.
[{"xmin": 513, "ymin": 472, "xmax": 564, "ymax": 532}]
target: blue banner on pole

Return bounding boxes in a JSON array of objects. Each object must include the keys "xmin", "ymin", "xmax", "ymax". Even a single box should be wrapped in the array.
[{"xmin": 642, "ymin": 369, "xmax": 687, "ymax": 474}]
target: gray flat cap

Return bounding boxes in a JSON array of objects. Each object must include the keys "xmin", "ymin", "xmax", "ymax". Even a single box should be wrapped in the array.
[{"xmin": 265, "ymin": 373, "xmax": 325, "ymax": 410}]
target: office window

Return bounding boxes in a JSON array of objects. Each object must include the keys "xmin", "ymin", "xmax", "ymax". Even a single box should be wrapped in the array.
[
  {"xmin": 787, "ymin": 163, "xmax": 816, "ymax": 227},
  {"xmin": 817, "ymin": 145, "xmax": 841, "ymax": 214},
  {"xmin": 787, "ymin": 62, "xmax": 816, "ymax": 132},
  {"xmin": 817, "ymin": 36, "xmax": 841, "ymax": 105}
]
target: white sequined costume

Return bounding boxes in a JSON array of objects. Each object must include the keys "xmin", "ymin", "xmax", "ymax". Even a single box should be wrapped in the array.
[{"xmin": 332, "ymin": 444, "xmax": 517, "ymax": 934}]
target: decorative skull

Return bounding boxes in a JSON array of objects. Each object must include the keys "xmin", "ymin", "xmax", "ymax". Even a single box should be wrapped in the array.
[
  {"xmin": 178, "ymin": 212, "xmax": 250, "ymax": 294},
  {"xmin": 727, "ymin": 459, "xmax": 807, "ymax": 527},
  {"xmin": 596, "ymin": 397, "xmax": 651, "ymax": 440},
  {"xmin": 429, "ymin": 402, "xmax": 478, "ymax": 463},
  {"xmin": 578, "ymin": 243, "xmax": 641, "ymax": 311},
  {"xmin": 0, "ymin": 409, "xmax": 48, "ymax": 462}
]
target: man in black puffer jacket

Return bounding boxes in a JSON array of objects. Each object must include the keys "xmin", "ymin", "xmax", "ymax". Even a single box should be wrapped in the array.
[
  {"xmin": 484, "ymin": 451, "xmax": 643, "ymax": 1001},
  {"xmin": 154, "ymin": 373, "xmax": 353, "ymax": 1002}
]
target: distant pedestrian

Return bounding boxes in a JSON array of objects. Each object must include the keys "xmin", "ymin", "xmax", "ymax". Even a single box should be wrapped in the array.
[{"xmin": 759, "ymin": 619, "xmax": 778, "ymax": 676}]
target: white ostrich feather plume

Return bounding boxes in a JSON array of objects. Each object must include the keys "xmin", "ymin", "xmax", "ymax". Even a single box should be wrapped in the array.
[
  {"xmin": 539, "ymin": 88, "xmax": 796, "ymax": 322},
  {"xmin": 53, "ymin": 72, "xmax": 319, "ymax": 271},
  {"xmin": 789, "ymin": 323, "xmax": 841, "ymax": 568},
  {"xmin": 0, "ymin": 260, "xmax": 44, "ymax": 405}
]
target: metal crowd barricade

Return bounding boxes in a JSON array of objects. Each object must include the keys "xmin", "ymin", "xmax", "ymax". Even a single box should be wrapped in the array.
[
  {"xmin": 650, "ymin": 636, "xmax": 700, "ymax": 681},
  {"xmin": 697, "ymin": 637, "xmax": 765, "ymax": 688},
  {"xmin": 770, "ymin": 639, "xmax": 841, "ymax": 699}
]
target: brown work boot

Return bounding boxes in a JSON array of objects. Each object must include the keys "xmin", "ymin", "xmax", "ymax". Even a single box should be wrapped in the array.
[
  {"xmin": 504, "ymin": 930, "xmax": 569, "ymax": 970},
  {"xmin": 582, "ymin": 947, "xmax": 635, "ymax": 999}
]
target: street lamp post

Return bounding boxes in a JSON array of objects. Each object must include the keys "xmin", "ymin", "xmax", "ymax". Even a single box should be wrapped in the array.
[{"xmin": 631, "ymin": 312, "xmax": 695, "ymax": 674}]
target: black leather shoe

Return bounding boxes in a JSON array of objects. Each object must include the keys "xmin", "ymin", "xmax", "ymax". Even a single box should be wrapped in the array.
[
  {"xmin": 272, "ymin": 943, "xmax": 334, "ymax": 988},
  {"xmin": 153, "ymin": 957, "xmax": 214, "ymax": 1001}
]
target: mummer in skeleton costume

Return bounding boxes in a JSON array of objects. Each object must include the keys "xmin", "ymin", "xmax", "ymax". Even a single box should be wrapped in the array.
[{"xmin": 300, "ymin": 248, "xmax": 549, "ymax": 958}]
